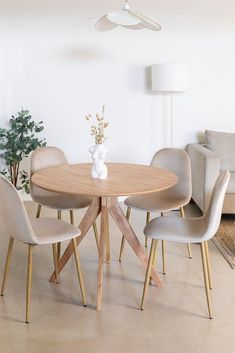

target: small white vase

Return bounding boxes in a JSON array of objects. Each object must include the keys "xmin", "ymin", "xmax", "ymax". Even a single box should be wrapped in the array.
[{"xmin": 89, "ymin": 144, "xmax": 109, "ymax": 179}]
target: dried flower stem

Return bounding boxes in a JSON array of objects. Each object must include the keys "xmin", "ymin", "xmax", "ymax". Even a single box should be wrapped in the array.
[{"xmin": 85, "ymin": 105, "xmax": 109, "ymax": 145}]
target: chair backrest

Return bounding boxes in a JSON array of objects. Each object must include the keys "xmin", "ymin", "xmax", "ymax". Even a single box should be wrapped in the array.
[
  {"xmin": 150, "ymin": 148, "xmax": 192, "ymax": 201},
  {"xmin": 30, "ymin": 146, "xmax": 68, "ymax": 199},
  {"xmin": 0, "ymin": 175, "xmax": 38, "ymax": 244},
  {"xmin": 204, "ymin": 170, "xmax": 230, "ymax": 241},
  {"xmin": 31, "ymin": 146, "xmax": 68, "ymax": 175}
]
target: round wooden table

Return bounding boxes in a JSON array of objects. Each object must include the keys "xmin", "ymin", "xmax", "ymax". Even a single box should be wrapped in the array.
[{"xmin": 32, "ymin": 163, "xmax": 178, "ymax": 310}]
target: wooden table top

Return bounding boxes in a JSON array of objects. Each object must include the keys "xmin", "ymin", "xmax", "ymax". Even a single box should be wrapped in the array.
[{"xmin": 31, "ymin": 163, "xmax": 178, "ymax": 197}]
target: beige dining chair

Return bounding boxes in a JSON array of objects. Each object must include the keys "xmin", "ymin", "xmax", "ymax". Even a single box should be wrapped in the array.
[
  {"xmin": 141, "ymin": 171, "xmax": 230, "ymax": 319},
  {"xmin": 0, "ymin": 175, "xmax": 86, "ymax": 323},
  {"xmin": 119, "ymin": 148, "xmax": 193, "ymax": 274},
  {"xmin": 31, "ymin": 146, "xmax": 99, "ymax": 260}
]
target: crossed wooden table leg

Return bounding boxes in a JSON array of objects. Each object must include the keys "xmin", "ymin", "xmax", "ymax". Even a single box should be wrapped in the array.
[{"xmin": 50, "ymin": 196, "xmax": 163, "ymax": 310}]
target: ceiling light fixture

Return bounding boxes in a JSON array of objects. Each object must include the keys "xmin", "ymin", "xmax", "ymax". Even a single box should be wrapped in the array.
[{"xmin": 94, "ymin": 0, "xmax": 161, "ymax": 32}]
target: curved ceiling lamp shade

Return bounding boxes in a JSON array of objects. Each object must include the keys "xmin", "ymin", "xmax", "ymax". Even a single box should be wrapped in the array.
[
  {"xmin": 95, "ymin": 15, "xmax": 118, "ymax": 31},
  {"xmin": 123, "ymin": 23, "xmax": 144, "ymax": 30},
  {"xmin": 107, "ymin": 10, "xmax": 141, "ymax": 26},
  {"xmin": 129, "ymin": 11, "xmax": 162, "ymax": 31},
  {"xmin": 95, "ymin": 0, "xmax": 161, "ymax": 32}
]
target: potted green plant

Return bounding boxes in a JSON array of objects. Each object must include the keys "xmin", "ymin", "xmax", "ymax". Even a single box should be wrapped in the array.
[{"xmin": 0, "ymin": 109, "xmax": 46, "ymax": 193}]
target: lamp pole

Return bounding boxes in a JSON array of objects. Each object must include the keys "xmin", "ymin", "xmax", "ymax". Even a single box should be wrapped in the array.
[
  {"xmin": 151, "ymin": 64, "xmax": 187, "ymax": 148},
  {"xmin": 170, "ymin": 91, "xmax": 173, "ymax": 147}
]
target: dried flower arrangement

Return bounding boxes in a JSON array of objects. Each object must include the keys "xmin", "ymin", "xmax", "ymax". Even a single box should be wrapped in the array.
[{"xmin": 85, "ymin": 106, "xmax": 109, "ymax": 145}]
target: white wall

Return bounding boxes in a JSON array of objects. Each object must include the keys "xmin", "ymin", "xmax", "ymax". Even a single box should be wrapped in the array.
[{"xmin": 1, "ymin": 0, "xmax": 235, "ymax": 167}]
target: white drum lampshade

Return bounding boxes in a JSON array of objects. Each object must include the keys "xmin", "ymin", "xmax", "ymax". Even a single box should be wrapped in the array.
[
  {"xmin": 151, "ymin": 63, "xmax": 187, "ymax": 147},
  {"xmin": 151, "ymin": 64, "xmax": 187, "ymax": 92}
]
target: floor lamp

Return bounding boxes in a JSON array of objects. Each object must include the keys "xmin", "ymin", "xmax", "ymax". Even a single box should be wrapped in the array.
[{"xmin": 151, "ymin": 64, "xmax": 187, "ymax": 147}]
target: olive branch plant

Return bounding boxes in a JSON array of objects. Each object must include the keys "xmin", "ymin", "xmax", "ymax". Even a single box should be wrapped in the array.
[{"xmin": 85, "ymin": 106, "xmax": 109, "ymax": 144}]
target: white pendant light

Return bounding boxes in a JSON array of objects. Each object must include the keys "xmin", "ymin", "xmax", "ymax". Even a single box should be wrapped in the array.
[
  {"xmin": 95, "ymin": 15, "xmax": 118, "ymax": 31},
  {"xmin": 94, "ymin": 1, "xmax": 161, "ymax": 32}
]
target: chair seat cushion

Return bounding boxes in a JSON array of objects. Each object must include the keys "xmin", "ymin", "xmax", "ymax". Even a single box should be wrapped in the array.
[
  {"xmin": 30, "ymin": 218, "xmax": 81, "ymax": 245},
  {"xmin": 144, "ymin": 216, "xmax": 207, "ymax": 243},
  {"xmin": 31, "ymin": 186, "xmax": 91, "ymax": 210},
  {"xmin": 124, "ymin": 188, "xmax": 190, "ymax": 212}
]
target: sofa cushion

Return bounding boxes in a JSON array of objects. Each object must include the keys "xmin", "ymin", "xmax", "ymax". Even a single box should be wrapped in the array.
[
  {"xmin": 226, "ymin": 172, "xmax": 235, "ymax": 193},
  {"xmin": 205, "ymin": 130, "xmax": 235, "ymax": 171}
]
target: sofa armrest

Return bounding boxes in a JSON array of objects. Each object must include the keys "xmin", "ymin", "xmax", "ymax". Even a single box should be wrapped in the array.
[{"xmin": 187, "ymin": 144, "xmax": 220, "ymax": 213}]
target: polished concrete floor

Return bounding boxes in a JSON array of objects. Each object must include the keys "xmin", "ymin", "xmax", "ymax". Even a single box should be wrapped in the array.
[{"xmin": 0, "ymin": 202, "xmax": 234, "ymax": 353}]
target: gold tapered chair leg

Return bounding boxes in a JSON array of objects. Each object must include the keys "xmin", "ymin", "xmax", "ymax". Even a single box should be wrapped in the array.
[
  {"xmin": 180, "ymin": 207, "xmax": 193, "ymax": 259},
  {"xmin": 119, "ymin": 207, "xmax": 131, "ymax": 262},
  {"xmin": 70, "ymin": 210, "xmax": 74, "ymax": 225},
  {"xmin": 187, "ymin": 243, "xmax": 193, "ymax": 259},
  {"xmin": 160, "ymin": 213, "xmax": 166, "ymax": 275},
  {"xmin": 36, "ymin": 204, "xmax": 41, "ymax": 219},
  {"xmin": 93, "ymin": 222, "xmax": 99, "ymax": 251},
  {"xmin": 141, "ymin": 239, "xmax": 156, "ymax": 310},
  {"xmin": 145, "ymin": 212, "xmax": 151, "ymax": 248},
  {"xmin": 200, "ymin": 242, "xmax": 213, "ymax": 319},
  {"xmin": 52, "ymin": 244, "xmax": 60, "ymax": 284},
  {"xmin": 72, "ymin": 238, "xmax": 86, "ymax": 306},
  {"xmin": 149, "ymin": 240, "xmax": 158, "ymax": 284},
  {"xmin": 1, "ymin": 237, "xmax": 14, "ymax": 296},
  {"xmin": 57, "ymin": 210, "xmax": 62, "ymax": 262},
  {"xmin": 26, "ymin": 245, "xmax": 33, "ymax": 324},
  {"xmin": 162, "ymin": 240, "xmax": 166, "ymax": 275},
  {"xmin": 205, "ymin": 241, "xmax": 212, "ymax": 290}
]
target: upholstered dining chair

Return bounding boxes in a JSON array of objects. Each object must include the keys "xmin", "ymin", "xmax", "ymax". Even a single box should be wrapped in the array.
[
  {"xmin": 0, "ymin": 175, "xmax": 86, "ymax": 323},
  {"xmin": 119, "ymin": 148, "xmax": 193, "ymax": 274},
  {"xmin": 30, "ymin": 146, "xmax": 99, "ymax": 260},
  {"xmin": 141, "ymin": 171, "xmax": 230, "ymax": 319}
]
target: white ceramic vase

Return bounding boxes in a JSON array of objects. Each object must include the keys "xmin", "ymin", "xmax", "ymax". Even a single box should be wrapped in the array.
[{"xmin": 89, "ymin": 144, "xmax": 109, "ymax": 179}]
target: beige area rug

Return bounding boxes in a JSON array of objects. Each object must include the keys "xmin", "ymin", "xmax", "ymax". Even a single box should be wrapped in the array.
[{"xmin": 212, "ymin": 216, "xmax": 235, "ymax": 269}]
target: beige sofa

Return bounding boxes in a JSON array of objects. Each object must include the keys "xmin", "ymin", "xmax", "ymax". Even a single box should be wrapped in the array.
[{"xmin": 188, "ymin": 130, "xmax": 235, "ymax": 214}]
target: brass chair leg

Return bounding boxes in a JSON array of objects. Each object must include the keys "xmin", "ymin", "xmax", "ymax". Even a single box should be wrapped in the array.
[
  {"xmin": 119, "ymin": 207, "xmax": 131, "ymax": 262},
  {"xmin": 1, "ymin": 236, "xmax": 14, "ymax": 296},
  {"xmin": 160, "ymin": 212, "xmax": 166, "ymax": 275},
  {"xmin": 52, "ymin": 244, "xmax": 60, "ymax": 284},
  {"xmin": 149, "ymin": 239, "xmax": 158, "ymax": 284},
  {"xmin": 141, "ymin": 239, "xmax": 156, "ymax": 310},
  {"xmin": 36, "ymin": 204, "xmax": 41, "ymax": 219},
  {"xmin": 200, "ymin": 242, "xmax": 213, "ymax": 319},
  {"xmin": 180, "ymin": 207, "xmax": 193, "ymax": 259},
  {"xmin": 57, "ymin": 210, "xmax": 62, "ymax": 262},
  {"xmin": 205, "ymin": 241, "xmax": 212, "ymax": 290},
  {"xmin": 145, "ymin": 212, "xmax": 151, "ymax": 248},
  {"xmin": 70, "ymin": 210, "xmax": 74, "ymax": 225},
  {"xmin": 26, "ymin": 245, "xmax": 33, "ymax": 324},
  {"xmin": 72, "ymin": 238, "xmax": 86, "ymax": 306},
  {"xmin": 187, "ymin": 243, "xmax": 193, "ymax": 259},
  {"xmin": 93, "ymin": 222, "xmax": 100, "ymax": 251},
  {"xmin": 162, "ymin": 240, "xmax": 166, "ymax": 275}
]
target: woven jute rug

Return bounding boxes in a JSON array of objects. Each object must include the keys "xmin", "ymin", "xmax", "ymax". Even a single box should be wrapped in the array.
[{"xmin": 212, "ymin": 216, "xmax": 235, "ymax": 269}]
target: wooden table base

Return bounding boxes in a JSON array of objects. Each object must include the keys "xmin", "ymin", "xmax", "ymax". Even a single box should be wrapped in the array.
[{"xmin": 49, "ymin": 196, "xmax": 163, "ymax": 310}]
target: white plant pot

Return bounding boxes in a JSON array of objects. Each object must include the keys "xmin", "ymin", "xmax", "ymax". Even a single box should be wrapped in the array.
[{"xmin": 89, "ymin": 144, "xmax": 109, "ymax": 180}]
